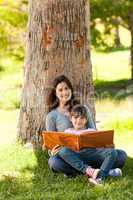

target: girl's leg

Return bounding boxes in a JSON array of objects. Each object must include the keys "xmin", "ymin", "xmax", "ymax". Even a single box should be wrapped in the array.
[
  {"xmin": 57, "ymin": 147, "xmax": 89, "ymax": 173},
  {"xmin": 79, "ymin": 148, "xmax": 118, "ymax": 178},
  {"xmin": 48, "ymin": 149, "xmax": 99, "ymax": 179},
  {"xmin": 48, "ymin": 154, "xmax": 79, "ymax": 176}
]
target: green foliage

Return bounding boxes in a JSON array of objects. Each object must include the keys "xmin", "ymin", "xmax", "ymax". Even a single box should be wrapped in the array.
[
  {"xmin": 0, "ymin": 142, "xmax": 133, "ymax": 200},
  {"xmin": 90, "ymin": 0, "xmax": 133, "ymax": 49},
  {"xmin": 0, "ymin": 7, "xmax": 27, "ymax": 28},
  {"xmin": 0, "ymin": 4, "xmax": 28, "ymax": 55}
]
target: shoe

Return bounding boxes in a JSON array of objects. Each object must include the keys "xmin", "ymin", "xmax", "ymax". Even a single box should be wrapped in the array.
[
  {"xmin": 85, "ymin": 167, "xmax": 100, "ymax": 179},
  {"xmin": 89, "ymin": 177, "xmax": 104, "ymax": 186},
  {"xmin": 109, "ymin": 168, "xmax": 122, "ymax": 177}
]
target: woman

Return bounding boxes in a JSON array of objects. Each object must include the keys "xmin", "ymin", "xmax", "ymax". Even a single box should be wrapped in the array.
[{"xmin": 46, "ymin": 75, "xmax": 127, "ymax": 179}]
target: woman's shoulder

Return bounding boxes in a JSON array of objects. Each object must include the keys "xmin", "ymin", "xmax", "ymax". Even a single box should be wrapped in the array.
[{"xmin": 46, "ymin": 109, "xmax": 58, "ymax": 119}]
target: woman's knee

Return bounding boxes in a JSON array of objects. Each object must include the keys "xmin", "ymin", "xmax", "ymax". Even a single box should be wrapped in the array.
[
  {"xmin": 48, "ymin": 154, "xmax": 69, "ymax": 172},
  {"xmin": 48, "ymin": 156, "xmax": 56, "ymax": 170},
  {"xmin": 105, "ymin": 148, "xmax": 118, "ymax": 158},
  {"xmin": 109, "ymin": 148, "xmax": 118, "ymax": 160},
  {"xmin": 48, "ymin": 156, "xmax": 62, "ymax": 172},
  {"xmin": 116, "ymin": 149, "xmax": 127, "ymax": 168}
]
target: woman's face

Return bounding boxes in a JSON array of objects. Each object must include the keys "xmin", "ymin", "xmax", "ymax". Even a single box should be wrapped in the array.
[{"xmin": 55, "ymin": 81, "xmax": 72, "ymax": 104}]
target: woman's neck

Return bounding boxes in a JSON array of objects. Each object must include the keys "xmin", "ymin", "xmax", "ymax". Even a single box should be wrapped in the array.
[
  {"xmin": 59, "ymin": 102, "xmax": 65, "ymax": 109},
  {"xmin": 58, "ymin": 103, "xmax": 69, "ymax": 114}
]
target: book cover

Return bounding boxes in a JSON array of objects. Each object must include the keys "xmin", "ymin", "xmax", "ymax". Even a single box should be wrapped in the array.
[{"xmin": 42, "ymin": 130, "xmax": 114, "ymax": 151}]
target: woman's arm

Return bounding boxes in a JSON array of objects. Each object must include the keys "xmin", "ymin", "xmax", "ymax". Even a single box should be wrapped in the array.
[
  {"xmin": 84, "ymin": 105, "xmax": 96, "ymax": 129},
  {"xmin": 45, "ymin": 112, "xmax": 60, "ymax": 155},
  {"xmin": 45, "ymin": 112, "xmax": 57, "ymax": 131}
]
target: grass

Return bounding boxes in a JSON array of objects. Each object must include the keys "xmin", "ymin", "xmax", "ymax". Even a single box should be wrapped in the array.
[
  {"xmin": 0, "ymin": 143, "xmax": 133, "ymax": 200},
  {"xmin": 94, "ymin": 79, "xmax": 133, "ymax": 100},
  {"xmin": 0, "ymin": 108, "xmax": 133, "ymax": 199},
  {"xmin": 0, "ymin": 109, "xmax": 19, "ymax": 145},
  {"xmin": 0, "ymin": 55, "xmax": 22, "ymax": 110},
  {"xmin": 92, "ymin": 49, "xmax": 131, "ymax": 81}
]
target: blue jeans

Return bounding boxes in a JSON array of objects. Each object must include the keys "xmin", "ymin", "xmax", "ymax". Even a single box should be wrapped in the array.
[
  {"xmin": 58, "ymin": 147, "xmax": 118, "ymax": 178},
  {"xmin": 48, "ymin": 148, "xmax": 127, "ymax": 176}
]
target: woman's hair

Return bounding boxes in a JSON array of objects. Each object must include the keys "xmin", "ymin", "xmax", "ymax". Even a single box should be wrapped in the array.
[
  {"xmin": 47, "ymin": 75, "xmax": 79, "ymax": 111},
  {"xmin": 71, "ymin": 105, "xmax": 88, "ymax": 119}
]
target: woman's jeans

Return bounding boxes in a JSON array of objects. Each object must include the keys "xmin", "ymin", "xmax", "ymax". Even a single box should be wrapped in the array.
[{"xmin": 48, "ymin": 148, "xmax": 127, "ymax": 176}]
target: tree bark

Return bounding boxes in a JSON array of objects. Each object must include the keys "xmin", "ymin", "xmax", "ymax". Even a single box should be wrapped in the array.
[
  {"xmin": 18, "ymin": 0, "xmax": 95, "ymax": 143},
  {"xmin": 112, "ymin": 17, "xmax": 121, "ymax": 48},
  {"xmin": 114, "ymin": 25, "xmax": 121, "ymax": 48},
  {"xmin": 129, "ymin": 11, "xmax": 133, "ymax": 80}
]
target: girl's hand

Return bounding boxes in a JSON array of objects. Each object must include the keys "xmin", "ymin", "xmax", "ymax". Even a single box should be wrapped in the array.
[{"xmin": 51, "ymin": 144, "xmax": 62, "ymax": 156}]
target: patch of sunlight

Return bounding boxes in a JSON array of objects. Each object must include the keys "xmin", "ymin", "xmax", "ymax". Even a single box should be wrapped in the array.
[
  {"xmin": 96, "ymin": 96, "xmax": 133, "ymax": 117},
  {"xmin": 0, "ymin": 109, "xmax": 19, "ymax": 145},
  {"xmin": 92, "ymin": 50, "xmax": 130, "ymax": 81},
  {"xmin": 115, "ymin": 133, "xmax": 133, "ymax": 158},
  {"xmin": 119, "ymin": 26, "xmax": 131, "ymax": 47}
]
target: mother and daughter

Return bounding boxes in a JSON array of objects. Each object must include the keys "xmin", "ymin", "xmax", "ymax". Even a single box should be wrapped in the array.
[{"xmin": 45, "ymin": 75, "xmax": 127, "ymax": 186}]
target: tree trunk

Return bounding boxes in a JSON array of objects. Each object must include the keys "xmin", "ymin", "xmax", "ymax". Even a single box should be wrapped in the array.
[
  {"xmin": 129, "ymin": 11, "xmax": 133, "ymax": 80},
  {"xmin": 112, "ymin": 17, "xmax": 121, "ymax": 48},
  {"xmin": 18, "ymin": 0, "xmax": 95, "ymax": 143},
  {"xmin": 114, "ymin": 25, "xmax": 121, "ymax": 48}
]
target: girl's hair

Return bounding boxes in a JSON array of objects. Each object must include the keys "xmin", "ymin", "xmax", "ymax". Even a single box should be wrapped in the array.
[
  {"xmin": 71, "ymin": 104, "xmax": 87, "ymax": 119},
  {"xmin": 47, "ymin": 75, "xmax": 79, "ymax": 111}
]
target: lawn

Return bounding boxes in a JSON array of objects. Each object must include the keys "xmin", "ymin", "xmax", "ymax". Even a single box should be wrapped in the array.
[
  {"xmin": 0, "ymin": 135, "xmax": 133, "ymax": 200},
  {"xmin": 92, "ymin": 49, "xmax": 131, "ymax": 81},
  {"xmin": 0, "ymin": 107, "xmax": 133, "ymax": 200}
]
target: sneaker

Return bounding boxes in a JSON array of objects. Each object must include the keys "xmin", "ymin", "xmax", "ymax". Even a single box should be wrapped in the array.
[
  {"xmin": 89, "ymin": 177, "xmax": 104, "ymax": 186},
  {"xmin": 85, "ymin": 167, "xmax": 100, "ymax": 179},
  {"xmin": 109, "ymin": 168, "xmax": 122, "ymax": 177}
]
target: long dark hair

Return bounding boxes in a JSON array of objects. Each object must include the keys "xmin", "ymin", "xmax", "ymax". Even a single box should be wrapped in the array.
[{"xmin": 47, "ymin": 75, "xmax": 79, "ymax": 111}]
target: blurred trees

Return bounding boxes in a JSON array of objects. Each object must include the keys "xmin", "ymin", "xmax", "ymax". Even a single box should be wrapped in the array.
[
  {"xmin": 0, "ymin": 0, "xmax": 28, "ymax": 58},
  {"xmin": 90, "ymin": 0, "xmax": 133, "ymax": 79}
]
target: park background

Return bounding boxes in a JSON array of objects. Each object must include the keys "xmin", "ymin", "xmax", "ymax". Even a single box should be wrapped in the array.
[{"xmin": 0, "ymin": 0, "xmax": 133, "ymax": 199}]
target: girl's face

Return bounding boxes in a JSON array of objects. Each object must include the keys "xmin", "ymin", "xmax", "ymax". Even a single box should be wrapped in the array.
[
  {"xmin": 71, "ymin": 115, "xmax": 87, "ymax": 130},
  {"xmin": 55, "ymin": 81, "xmax": 72, "ymax": 104}
]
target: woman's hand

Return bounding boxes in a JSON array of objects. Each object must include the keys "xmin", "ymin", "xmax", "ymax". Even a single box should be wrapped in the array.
[{"xmin": 51, "ymin": 144, "xmax": 62, "ymax": 156}]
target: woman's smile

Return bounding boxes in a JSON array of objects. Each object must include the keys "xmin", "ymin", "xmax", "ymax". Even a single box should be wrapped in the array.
[{"xmin": 56, "ymin": 82, "xmax": 72, "ymax": 103}]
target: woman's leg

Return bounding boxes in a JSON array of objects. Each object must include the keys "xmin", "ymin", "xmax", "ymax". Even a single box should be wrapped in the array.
[
  {"xmin": 48, "ymin": 154, "xmax": 79, "ymax": 176},
  {"xmin": 113, "ymin": 149, "xmax": 127, "ymax": 168},
  {"xmin": 80, "ymin": 148, "xmax": 127, "ymax": 169}
]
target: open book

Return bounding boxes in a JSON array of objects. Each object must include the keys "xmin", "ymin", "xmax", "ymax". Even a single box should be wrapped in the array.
[{"xmin": 42, "ymin": 130, "xmax": 114, "ymax": 151}]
